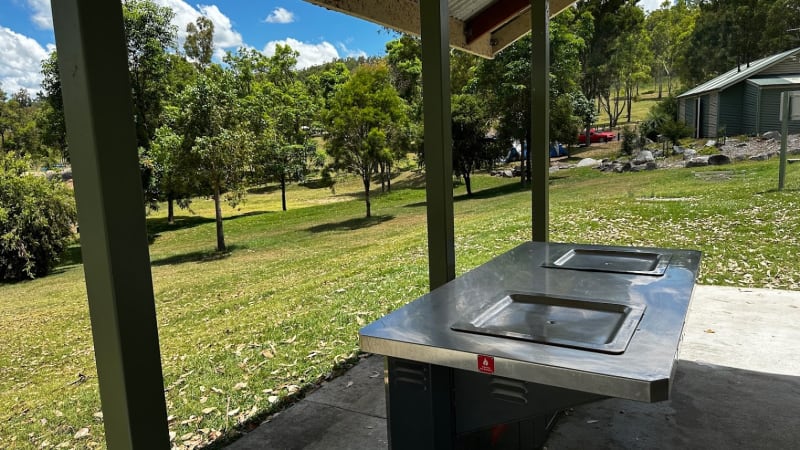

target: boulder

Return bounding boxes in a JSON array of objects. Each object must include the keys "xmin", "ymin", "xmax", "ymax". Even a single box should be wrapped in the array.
[
  {"xmin": 749, "ymin": 153, "xmax": 770, "ymax": 161},
  {"xmin": 705, "ymin": 140, "xmax": 717, "ymax": 147},
  {"xmin": 632, "ymin": 150, "xmax": 654, "ymax": 165},
  {"xmin": 763, "ymin": 131, "xmax": 781, "ymax": 141},
  {"xmin": 673, "ymin": 146, "xmax": 686, "ymax": 154},
  {"xmin": 576, "ymin": 157, "xmax": 600, "ymax": 168},
  {"xmin": 646, "ymin": 161, "xmax": 658, "ymax": 170},
  {"xmin": 708, "ymin": 154, "xmax": 732, "ymax": 166},
  {"xmin": 686, "ymin": 156, "xmax": 710, "ymax": 167},
  {"xmin": 683, "ymin": 149, "xmax": 697, "ymax": 160}
]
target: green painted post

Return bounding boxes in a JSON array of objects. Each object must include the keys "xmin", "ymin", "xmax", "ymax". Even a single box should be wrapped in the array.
[
  {"xmin": 531, "ymin": 0, "xmax": 550, "ymax": 242},
  {"xmin": 51, "ymin": 1, "xmax": 170, "ymax": 448},
  {"xmin": 779, "ymin": 92, "xmax": 790, "ymax": 191},
  {"xmin": 420, "ymin": 0, "xmax": 456, "ymax": 290}
]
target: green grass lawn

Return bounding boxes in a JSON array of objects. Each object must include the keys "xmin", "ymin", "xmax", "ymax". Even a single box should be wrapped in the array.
[{"xmin": 2, "ymin": 159, "xmax": 800, "ymax": 449}]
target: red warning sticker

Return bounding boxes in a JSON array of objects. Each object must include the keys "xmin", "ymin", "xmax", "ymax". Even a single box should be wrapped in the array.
[{"xmin": 478, "ymin": 355, "xmax": 495, "ymax": 374}]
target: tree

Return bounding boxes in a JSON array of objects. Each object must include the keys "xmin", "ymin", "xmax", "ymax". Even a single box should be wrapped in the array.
[
  {"xmin": 123, "ymin": 0, "xmax": 176, "ymax": 151},
  {"xmin": 324, "ymin": 63, "xmax": 407, "ymax": 218},
  {"xmin": 174, "ymin": 72, "xmax": 254, "ymax": 251},
  {"xmin": 451, "ymin": 93, "xmax": 499, "ymax": 196},
  {"xmin": 646, "ymin": 1, "xmax": 697, "ymax": 98},
  {"xmin": 185, "ymin": 16, "xmax": 214, "ymax": 68},
  {"xmin": 228, "ymin": 46, "xmax": 320, "ymax": 211},
  {"xmin": 39, "ymin": 52, "xmax": 68, "ymax": 161},
  {"xmin": 0, "ymin": 152, "xmax": 77, "ymax": 281}
]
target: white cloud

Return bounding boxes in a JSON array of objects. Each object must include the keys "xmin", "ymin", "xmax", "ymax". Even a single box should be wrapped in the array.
[
  {"xmin": 263, "ymin": 38, "xmax": 338, "ymax": 69},
  {"xmin": 0, "ymin": 26, "xmax": 50, "ymax": 95},
  {"xmin": 336, "ymin": 42, "xmax": 367, "ymax": 59},
  {"xmin": 153, "ymin": 0, "xmax": 244, "ymax": 57},
  {"xmin": 265, "ymin": 7, "xmax": 294, "ymax": 24},
  {"xmin": 26, "ymin": 0, "xmax": 52, "ymax": 29},
  {"xmin": 641, "ymin": 0, "xmax": 668, "ymax": 12}
]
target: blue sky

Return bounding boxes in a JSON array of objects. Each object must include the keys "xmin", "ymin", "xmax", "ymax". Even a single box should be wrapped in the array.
[
  {"xmin": 0, "ymin": 0, "xmax": 395, "ymax": 95},
  {"xmin": 0, "ymin": 0, "xmax": 664, "ymax": 96}
]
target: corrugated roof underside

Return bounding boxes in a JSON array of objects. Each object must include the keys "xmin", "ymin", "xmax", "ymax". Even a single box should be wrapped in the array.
[
  {"xmin": 679, "ymin": 47, "xmax": 800, "ymax": 98},
  {"xmin": 450, "ymin": 0, "xmax": 494, "ymax": 22}
]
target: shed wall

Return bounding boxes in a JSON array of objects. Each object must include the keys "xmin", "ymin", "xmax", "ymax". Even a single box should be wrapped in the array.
[
  {"xmin": 743, "ymin": 83, "xmax": 760, "ymax": 135},
  {"xmin": 718, "ymin": 84, "xmax": 744, "ymax": 135},
  {"xmin": 705, "ymin": 92, "xmax": 719, "ymax": 137},
  {"xmin": 759, "ymin": 88, "xmax": 800, "ymax": 135},
  {"xmin": 684, "ymin": 97, "xmax": 696, "ymax": 136}
]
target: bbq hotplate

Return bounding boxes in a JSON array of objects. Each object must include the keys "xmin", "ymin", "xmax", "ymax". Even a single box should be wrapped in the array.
[{"xmin": 450, "ymin": 291, "xmax": 646, "ymax": 354}]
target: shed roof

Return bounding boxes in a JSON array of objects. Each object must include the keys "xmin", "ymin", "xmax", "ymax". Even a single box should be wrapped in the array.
[
  {"xmin": 306, "ymin": 0, "xmax": 575, "ymax": 58},
  {"xmin": 746, "ymin": 75, "xmax": 800, "ymax": 88},
  {"xmin": 678, "ymin": 47, "xmax": 800, "ymax": 98}
]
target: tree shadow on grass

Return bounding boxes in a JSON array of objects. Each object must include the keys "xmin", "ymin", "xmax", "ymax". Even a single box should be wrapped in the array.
[
  {"xmin": 150, "ymin": 244, "xmax": 245, "ymax": 267},
  {"xmin": 306, "ymin": 214, "xmax": 394, "ymax": 233},
  {"xmin": 404, "ymin": 181, "xmax": 529, "ymax": 208},
  {"xmin": 146, "ymin": 215, "xmax": 214, "ymax": 243},
  {"xmin": 146, "ymin": 211, "xmax": 271, "ymax": 244},
  {"xmin": 248, "ymin": 185, "xmax": 280, "ymax": 194}
]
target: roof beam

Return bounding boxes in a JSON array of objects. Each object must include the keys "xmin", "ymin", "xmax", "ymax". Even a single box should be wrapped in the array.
[{"xmin": 465, "ymin": 0, "xmax": 530, "ymax": 44}]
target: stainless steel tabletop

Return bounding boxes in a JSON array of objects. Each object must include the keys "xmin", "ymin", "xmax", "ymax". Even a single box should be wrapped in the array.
[{"xmin": 359, "ymin": 241, "xmax": 702, "ymax": 402}]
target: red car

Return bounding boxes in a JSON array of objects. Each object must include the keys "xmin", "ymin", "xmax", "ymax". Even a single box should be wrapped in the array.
[{"xmin": 578, "ymin": 128, "xmax": 616, "ymax": 144}]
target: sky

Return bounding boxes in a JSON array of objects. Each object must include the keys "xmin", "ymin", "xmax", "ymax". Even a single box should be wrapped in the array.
[
  {"xmin": 0, "ymin": 0, "xmax": 395, "ymax": 96},
  {"xmin": 0, "ymin": 0, "xmax": 665, "ymax": 97}
]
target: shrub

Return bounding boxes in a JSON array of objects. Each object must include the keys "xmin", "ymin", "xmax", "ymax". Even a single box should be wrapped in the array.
[{"xmin": 0, "ymin": 152, "xmax": 77, "ymax": 281}]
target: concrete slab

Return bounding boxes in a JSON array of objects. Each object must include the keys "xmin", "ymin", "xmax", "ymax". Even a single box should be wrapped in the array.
[
  {"xmin": 227, "ymin": 285, "xmax": 800, "ymax": 449},
  {"xmin": 547, "ymin": 285, "xmax": 800, "ymax": 449},
  {"xmin": 227, "ymin": 356, "xmax": 386, "ymax": 450},
  {"xmin": 680, "ymin": 285, "xmax": 800, "ymax": 376}
]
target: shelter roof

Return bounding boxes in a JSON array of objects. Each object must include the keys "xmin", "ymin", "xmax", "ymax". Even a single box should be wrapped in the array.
[{"xmin": 306, "ymin": 0, "xmax": 576, "ymax": 58}]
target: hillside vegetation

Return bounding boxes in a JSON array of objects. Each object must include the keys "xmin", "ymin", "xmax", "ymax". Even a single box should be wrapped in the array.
[{"xmin": 2, "ymin": 158, "xmax": 800, "ymax": 448}]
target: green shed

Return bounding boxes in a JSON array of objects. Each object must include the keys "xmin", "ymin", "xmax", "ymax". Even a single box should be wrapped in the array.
[{"xmin": 677, "ymin": 47, "xmax": 800, "ymax": 138}]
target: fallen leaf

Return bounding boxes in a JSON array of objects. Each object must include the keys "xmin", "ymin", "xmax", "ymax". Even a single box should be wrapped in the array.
[
  {"xmin": 586, "ymin": 419, "xmax": 599, "ymax": 424},
  {"xmin": 227, "ymin": 408, "xmax": 240, "ymax": 416},
  {"xmin": 211, "ymin": 387, "xmax": 224, "ymax": 394},
  {"xmin": 368, "ymin": 371, "xmax": 380, "ymax": 378},
  {"xmin": 704, "ymin": 329, "xmax": 716, "ymax": 334},
  {"xmin": 180, "ymin": 432, "xmax": 194, "ymax": 441},
  {"xmin": 168, "ymin": 431, "xmax": 176, "ymax": 442},
  {"xmin": 346, "ymin": 381, "xmax": 354, "ymax": 388},
  {"xmin": 261, "ymin": 350, "xmax": 274, "ymax": 359},
  {"xmin": 268, "ymin": 395, "xmax": 279, "ymax": 404},
  {"xmin": 234, "ymin": 382, "xmax": 248, "ymax": 391},
  {"xmin": 201, "ymin": 407, "xmax": 216, "ymax": 415},
  {"xmin": 74, "ymin": 428, "xmax": 90, "ymax": 439},
  {"xmin": 93, "ymin": 412, "xmax": 103, "ymax": 420}
]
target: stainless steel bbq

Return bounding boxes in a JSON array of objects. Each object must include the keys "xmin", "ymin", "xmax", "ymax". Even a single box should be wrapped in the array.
[{"xmin": 360, "ymin": 241, "xmax": 702, "ymax": 449}]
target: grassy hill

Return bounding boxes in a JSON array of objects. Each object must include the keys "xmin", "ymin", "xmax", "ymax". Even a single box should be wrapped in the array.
[{"xmin": 2, "ymin": 158, "xmax": 799, "ymax": 448}]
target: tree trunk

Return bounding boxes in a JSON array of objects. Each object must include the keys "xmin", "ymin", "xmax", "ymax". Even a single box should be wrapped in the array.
[
  {"xmin": 363, "ymin": 175, "xmax": 371, "ymax": 218},
  {"xmin": 214, "ymin": 187, "xmax": 226, "ymax": 252},
  {"xmin": 167, "ymin": 195, "xmax": 174, "ymax": 225},
  {"xmin": 626, "ymin": 86, "xmax": 633, "ymax": 123},
  {"xmin": 465, "ymin": 172, "xmax": 472, "ymax": 196},
  {"xmin": 386, "ymin": 161, "xmax": 392, "ymax": 192},
  {"xmin": 280, "ymin": 174, "xmax": 287, "ymax": 211},
  {"xmin": 379, "ymin": 162, "xmax": 386, "ymax": 193}
]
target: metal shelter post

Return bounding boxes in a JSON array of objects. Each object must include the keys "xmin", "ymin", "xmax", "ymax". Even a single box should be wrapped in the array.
[
  {"xmin": 51, "ymin": 1, "xmax": 170, "ymax": 448},
  {"xmin": 421, "ymin": 0, "xmax": 456, "ymax": 290},
  {"xmin": 531, "ymin": 0, "xmax": 550, "ymax": 242}
]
